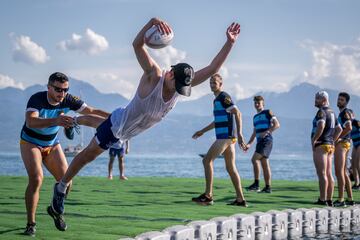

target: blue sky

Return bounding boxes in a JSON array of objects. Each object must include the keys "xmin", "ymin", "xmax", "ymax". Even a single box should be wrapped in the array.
[{"xmin": 1, "ymin": 0, "xmax": 360, "ymax": 100}]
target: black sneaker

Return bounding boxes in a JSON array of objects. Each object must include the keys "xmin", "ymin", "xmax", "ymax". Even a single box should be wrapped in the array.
[
  {"xmin": 246, "ymin": 183, "xmax": 260, "ymax": 192},
  {"xmin": 23, "ymin": 223, "xmax": 36, "ymax": 236},
  {"xmin": 314, "ymin": 198, "xmax": 327, "ymax": 206},
  {"xmin": 191, "ymin": 193, "xmax": 214, "ymax": 206},
  {"xmin": 352, "ymin": 184, "xmax": 360, "ymax": 190},
  {"xmin": 333, "ymin": 200, "xmax": 347, "ymax": 207},
  {"xmin": 346, "ymin": 200, "xmax": 356, "ymax": 206},
  {"xmin": 47, "ymin": 206, "xmax": 67, "ymax": 231},
  {"xmin": 64, "ymin": 127, "xmax": 74, "ymax": 140},
  {"xmin": 259, "ymin": 186, "xmax": 272, "ymax": 193},
  {"xmin": 227, "ymin": 199, "xmax": 248, "ymax": 207},
  {"xmin": 327, "ymin": 200, "xmax": 333, "ymax": 207},
  {"xmin": 51, "ymin": 183, "xmax": 66, "ymax": 215}
]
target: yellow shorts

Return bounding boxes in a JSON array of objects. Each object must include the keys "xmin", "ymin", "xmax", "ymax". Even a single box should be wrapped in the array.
[
  {"xmin": 337, "ymin": 141, "xmax": 351, "ymax": 151},
  {"xmin": 319, "ymin": 144, "xmax": 335, "ymax": 154},
  {"xmin": 231, "ymin": 138, "xmax": 237, "ymax": 144},
  {"xmin": 20, "ymin": 139, "xmax": 54, "ymax": 158}
]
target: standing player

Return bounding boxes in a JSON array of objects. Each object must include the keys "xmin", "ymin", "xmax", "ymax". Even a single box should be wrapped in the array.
[
  {"xmin": 350, "ymin": 111, "xmax": 360, "ymax": 190},
  {"xmin": 311, "ymin": 91, "xmax": 342, "ymax": 206},
  {"xmin": 192, "ymin": 74, "xmax": 247, "ymax": 206},
  {"xmin": 108, "ymin": 140, "xmax": 130, "ymax": 180},
  {"xmin": 245, "ymin": 96, "xmax": 280, "ymax": 193},
  {"xmin": 50, "ymin": 17, "xmax": 241, "ymax": 220},
  {"xmin": 334, "ymin": 92, "xmax": 354, "ymax": 206}
]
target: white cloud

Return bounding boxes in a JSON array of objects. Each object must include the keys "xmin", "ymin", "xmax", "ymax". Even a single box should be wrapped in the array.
[
  {"xmin": 11, "ymin": 34, "xmax": 49, "ymax": 65},
  {"xmin": 0, "ymin": 74, "xmax": 24, "ymax": 89},
  {"xmin": 299, "ymin": 37, "xmax": 360, "ymax": 94},
  {"xmin": 218, "ymin": 66, "xmax": 229, "ymax": 79},
  {"xmin": 233, "ymin": 83, "xmax": 247, "ymax": 100},
  {"xmin": 149, "ymin": 46, "xmax": 186, "ymax": 69},
  {"xmin": 92, "ymin": 73, "xmax": 135, "ymax": 99},
  {"xmin": 58, "ymin": 28, "xmax": 109, "ymax": 55},
  {"xmin": 71, "ymin": 70, "xmax": 136, "ymax": 99}
]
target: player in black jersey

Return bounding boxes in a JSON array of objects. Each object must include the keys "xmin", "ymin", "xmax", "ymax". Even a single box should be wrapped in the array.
[
  {"xmin": 334, "ymin": 92, "xmax": 354, "ymax": 207},
  {"xmin": 311, "ymin": 91, "xmax": 342, "ymax": 206}
]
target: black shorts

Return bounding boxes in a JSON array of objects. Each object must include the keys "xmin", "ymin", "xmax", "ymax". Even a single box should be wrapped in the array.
[
  {"xmin": 255, "ymin": 134, "xmax": 273, "ymax": 158},
  {"xmin": 95, "ymin": 115, "xmax": 119, "ymax": 150}
]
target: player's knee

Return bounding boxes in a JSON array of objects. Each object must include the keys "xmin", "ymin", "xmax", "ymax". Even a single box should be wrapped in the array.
[
  {"xmin": 335, "ymin": 168, "xmax": 344, "ymax": 178},
  {"xmin": 202, "ymin": 156, "xmax": 212, "ymax": 165},
  {"xmin": 317, "ymin": 169, "xmax": 326, "ymax": 178},
  {"xmin": 28, "ymin": 174, "xmax": 43, "ymax": 189},
  {"xmin": 225, "ymin": 163, "xmax": 236, "ymax": 173},
  {"xmin": 82, "ymin": 146, "xmax": 102, "ymax": 163}
]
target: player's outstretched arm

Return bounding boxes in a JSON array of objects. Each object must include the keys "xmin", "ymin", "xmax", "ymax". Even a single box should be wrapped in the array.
[
  {"xmin": 192, "ymin": 22, "xmax": 240, "ymax": 87},
  {"xmin": 79, "ymin": 106, "xmax": 110, "ymax": 118}
]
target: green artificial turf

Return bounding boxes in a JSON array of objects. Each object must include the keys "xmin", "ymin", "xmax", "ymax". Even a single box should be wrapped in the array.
[{"xmin": 0, "ymin": 176, "xmax": 359, "ymax": 239}]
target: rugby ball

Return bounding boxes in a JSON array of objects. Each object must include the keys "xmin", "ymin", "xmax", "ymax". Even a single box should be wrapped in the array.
[{"xmin": 144, "ymin": 25, "xmax": 174, "ymax": 49}]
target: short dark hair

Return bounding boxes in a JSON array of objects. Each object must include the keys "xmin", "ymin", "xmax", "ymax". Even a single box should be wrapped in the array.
[
  {"xmin": 253, "ymin": 95, "xmax": 264, "ymax": 102},
  {"xmin": 48, "ymin": 72, "xmax": 68, "ymax": 84},
  {"xmin": 338, "ymin": 92, "xmax": 350, "ymax": 103}
]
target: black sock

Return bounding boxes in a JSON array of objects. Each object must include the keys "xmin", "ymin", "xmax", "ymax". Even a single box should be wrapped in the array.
[
  {"xmin": 254, "ymin": 180, "xmax": 259, "ymax": 186},
  {"xmin": 266, "ymin": 184, "xmax": 271, "ymax": 189}
]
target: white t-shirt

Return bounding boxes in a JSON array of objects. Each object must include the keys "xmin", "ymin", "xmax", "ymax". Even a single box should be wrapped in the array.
[{"xmin": 110, "ymin": 71, "xmax": 179, "ymax": 141}]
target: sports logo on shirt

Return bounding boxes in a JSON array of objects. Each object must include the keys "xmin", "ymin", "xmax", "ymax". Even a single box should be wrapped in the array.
[
  {"xmin": 72, "ymin": 95, "xmax": 81, "ymax": 101},
  {"xmin": 317, "ymin": 110, "xmax": 324, "ymax": 118},
  {"xmin": 344, "ymin": 111, "xmax": 351, "ymax": 120},
  {"xmin": 224, "ymin": 97, "xmax": 232, "ymax": 105}
]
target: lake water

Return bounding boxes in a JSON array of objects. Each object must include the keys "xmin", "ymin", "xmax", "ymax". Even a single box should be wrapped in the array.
[{"xmin": 0, "ymin": 152, "xmax": 318, "ymax": 180}]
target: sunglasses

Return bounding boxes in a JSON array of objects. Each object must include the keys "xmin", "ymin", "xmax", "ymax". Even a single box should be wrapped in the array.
[{"xmin": 50, "ymin": 84, "xmax": 69, "ymax": 93}]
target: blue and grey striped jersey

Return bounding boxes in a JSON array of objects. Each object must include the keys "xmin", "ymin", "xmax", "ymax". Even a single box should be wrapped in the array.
[
  {"xmin": 21, "ymin": 91, "xmax": 85, "ymax": 147},
  {"xmin": 253, "ymin": 110, "xmax": 276, "ymax": 140},
  {"xmin": 213, "ymin": 91, "xmax": 236, "ymax": 139}
]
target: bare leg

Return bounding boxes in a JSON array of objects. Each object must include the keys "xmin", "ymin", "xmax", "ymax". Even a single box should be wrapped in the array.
[
  {"xmin": 251, "ymin": 153, "xmax": 262, "ymax": 182},
  {"xmin": 119, "ymin": 156, "xmax": 127, "ymax": 179},
  {"xmin": 334, "ymin": 144, "xmax": 347, "ymax": 201},
  {"xmin": 20, "ymin": 141, "xmax": 43, "ymax": 225},
  {"xmin": 260, "ymin": 157, "xmax": 271, "ymax": 186},
  {"xmin": 352, "ymin": 148, "xmax": 359, "ymax": 185},
  {"xmin": 203, "ymin": 139, "xmax": 231, "ymax": 197},
  {"xmin": 313, "ymin": 147, "xmax": 328, "ymax": 201},
  {"xmin": 326, "ymin": 152, "xmax": 334, "ymax": 201},
  {"xmin": 62, "ymin": 138, "xmax": 104, "ymax": 184},
  {"xmin": 223, "ymin": 143, "xmax": 245, "ymax": 201},
  {"xmin": 355, "ymin": 147, "xmax": 360, "ymax": 186},
  {"xmin": 43, "ymin": 144, "xmax": 72, "ymax": 191},
  {"xmin": 343, "ymin": 148, "xmax": 353, "ymax": 200},
  {"xmin": 108, "ymin": 155, "xmax": 115, "ymax": 179}
]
